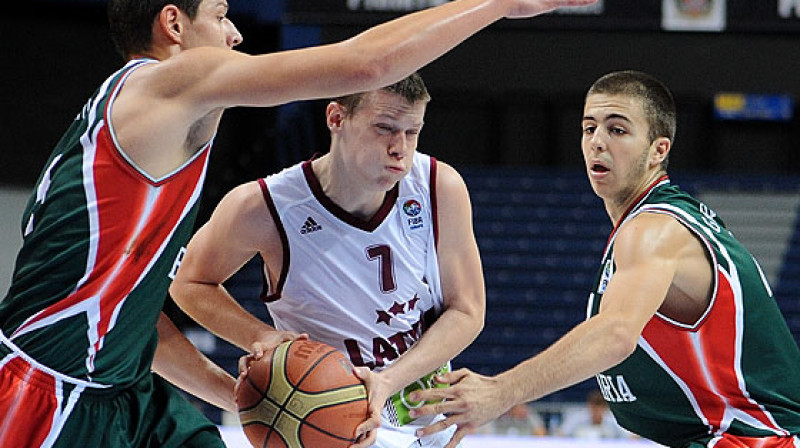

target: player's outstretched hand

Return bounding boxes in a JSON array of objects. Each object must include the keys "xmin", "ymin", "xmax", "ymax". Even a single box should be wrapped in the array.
[
  {"xmin": 405, "ymin": 368, "xmax": 514, "ymax": 448},
  {"xmin": 503, "ymin": 0, "xmax": 597, "ymax": 19},
  {"xmin": 350, "ymin": 366, "xmax": 393, "ymax": 448}
]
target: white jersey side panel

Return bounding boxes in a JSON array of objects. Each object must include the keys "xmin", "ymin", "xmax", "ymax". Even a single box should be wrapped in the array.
[{"xmin": 263, "ymin": 153, "xmax": 443, "ymax": 372}]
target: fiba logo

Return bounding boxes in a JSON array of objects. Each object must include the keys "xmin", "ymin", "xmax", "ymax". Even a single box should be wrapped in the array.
[
  {"xmin": 401, "ymin": 199, "xmax": 424, "ymax": 231},
  {"xmin": 403, "ymin": 199, "xmax": 422, "ymax": 217},
  {"xmin": 598, "ymin": 257, "xmax": 613, "ymax": 294}
]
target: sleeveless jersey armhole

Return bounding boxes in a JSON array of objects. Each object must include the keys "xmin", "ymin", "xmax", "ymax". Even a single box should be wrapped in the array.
[
  {"xmin": 257, "ymin": 178, "xmax": 289, "ymax": 303},
  {"xmin": 430, "ymin": 157, "xmax": 439, "ymax": 250},
  {"xmin": 634, "ymin": 206, "xmax": 720, "ymax": 331}
]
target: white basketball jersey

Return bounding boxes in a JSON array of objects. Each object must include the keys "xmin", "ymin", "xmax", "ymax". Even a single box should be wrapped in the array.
[{"xmin": 259, "ymin": 153, "xmax": 443, "ymax": 372}]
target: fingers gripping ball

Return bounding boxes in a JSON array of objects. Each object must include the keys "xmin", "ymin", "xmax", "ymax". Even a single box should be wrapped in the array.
[{"xmin": 236, "ymin": 340, "xmax": 368, "ymax": 448}]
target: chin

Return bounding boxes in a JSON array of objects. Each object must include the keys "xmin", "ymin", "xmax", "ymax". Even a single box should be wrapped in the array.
[{"xmin": 588, "ymin": 181, "xmax": 611, "ymax": 199}]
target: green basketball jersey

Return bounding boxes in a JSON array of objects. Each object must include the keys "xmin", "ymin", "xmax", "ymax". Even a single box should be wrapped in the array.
[
  {"xmin": 0, "ymin": 58, "xmax": 211, "ymax": 387},
  {"xmin": 588, "ymin": 176, "xmax": 800, "ymax": 447}
]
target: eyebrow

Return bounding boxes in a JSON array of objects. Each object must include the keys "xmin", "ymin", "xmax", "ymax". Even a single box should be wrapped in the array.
[{"xmin": 582, "ymin": 113, "xmax": 632, "ymax": 123}]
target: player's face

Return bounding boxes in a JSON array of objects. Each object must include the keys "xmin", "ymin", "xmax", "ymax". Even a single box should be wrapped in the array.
[
  {"xmin": 581, "ymin": 93, "xmax": 658, "ymax": 208},
  {"xmin": 340, "ymin": 90, "xmax": 427, "ymax": 191},
  {"xmin": 183, "ymin": 0, "xmax": 243, "ymax": 50}
]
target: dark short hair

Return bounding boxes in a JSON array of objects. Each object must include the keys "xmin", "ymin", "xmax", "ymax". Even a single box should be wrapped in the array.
[
  {"xmin": 333, "ymin": 72, "xmax": 431, "ymax": 116},
  {"xmin": 587, "ymin": 71, "xmax": 676, "ymax": 169},
  {"xmin": 108, "ymin": 0, "xmax": 203, "ymax": 60}
]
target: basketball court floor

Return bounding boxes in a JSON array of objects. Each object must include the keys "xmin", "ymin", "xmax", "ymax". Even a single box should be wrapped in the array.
[{"xmin": 218, "ymin": 425, "xmax": 662, "ymax": 448}]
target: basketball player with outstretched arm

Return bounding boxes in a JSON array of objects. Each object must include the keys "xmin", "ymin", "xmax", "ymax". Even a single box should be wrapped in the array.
[
  {"xmin": 0, "ymin": 0, "xmax": 596, "ymax": 447},
  {"xmin": 409, "ymin": 71, "xmax": 800, "ymax": 448}
]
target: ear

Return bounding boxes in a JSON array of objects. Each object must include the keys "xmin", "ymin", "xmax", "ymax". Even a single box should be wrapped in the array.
[
  {"xmin": 326, "ymin": 102, "xmax": 346, "ymax": 132},
  {"xmin": 651, "ymin": 137, "xmax": 671, "ymax": 167},
  {"xmin": 157, "ymin": 5, "xmax": 184, "ymax": 45}
]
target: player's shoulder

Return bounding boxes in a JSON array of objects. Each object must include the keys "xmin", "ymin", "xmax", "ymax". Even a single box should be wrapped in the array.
[
  {"xmin": 125, "ymin": 47, "xmax": 242, "ymax": 98},
  {"xmin": 615, "ymin": 211, "xmax": 697, "ymax": 260},
  {"xmin": 219, "ymin": 181, "xmax": 269, "ymax": 216},
  {"xmin": 432, "ymin": 160, "xmax": 468, "ymax": 194}
]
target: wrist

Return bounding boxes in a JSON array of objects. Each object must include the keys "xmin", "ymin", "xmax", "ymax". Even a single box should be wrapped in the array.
[
  {"xmin": 495, "ymin": 370, "xmax": 526, "ymax": 406},
  {"xmin": 374, "ymin": 366, "xmax": 405, "ymax": 398}
]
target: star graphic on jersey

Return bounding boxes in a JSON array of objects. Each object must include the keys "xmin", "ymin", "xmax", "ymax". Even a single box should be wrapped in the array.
[
  {"xmin": 389, "ymin": 301, "xmax": 405, "ymax": 316},
  {"xmin": 408, "ymin": 295, "xmax": 420, "ymax": 311},
  {"xmin": 376, "ymin": 310, "xmax": 392, "ymax": 325}
]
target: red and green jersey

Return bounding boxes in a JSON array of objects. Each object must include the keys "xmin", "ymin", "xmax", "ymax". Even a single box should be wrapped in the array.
[
  {"xmin": 0, "ymin": 58, "xmax": 211, "ymax": 387},
  {"xmin": 588, "ymin": 176, "xmax": 800, "ymax": 447}
]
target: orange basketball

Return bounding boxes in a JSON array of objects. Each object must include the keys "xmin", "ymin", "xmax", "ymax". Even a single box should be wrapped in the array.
[{"xmin": 236, "ymin": 340, "xmax": 369, "ymax": 448}]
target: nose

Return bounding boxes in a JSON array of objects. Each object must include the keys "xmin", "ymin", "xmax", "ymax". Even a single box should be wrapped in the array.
[
  {"xmin": 588, "ymin": 129, "xmax": 606, "ymax": 152},
  {"xmin": 388, "ymin": 133, "xmax": 409, "ymax": 159},
  {"xmin": 225, "ymin": 19, "xmax": 243, "ymax": 48}
]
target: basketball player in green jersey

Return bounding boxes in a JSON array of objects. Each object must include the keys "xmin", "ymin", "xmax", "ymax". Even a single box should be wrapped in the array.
[
  {"xmin": 409, "ymin": 71, "xmax": 800, "ymax": 448},
  {"xmin": 0, "ymin": 0, "xmax": 598, "ymax": 447}
]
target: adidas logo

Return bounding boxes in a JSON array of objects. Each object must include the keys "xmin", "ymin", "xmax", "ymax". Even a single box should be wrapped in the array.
[{"xmin": 300, "ymin": 217, "xmax": 323, "ymax": 234}]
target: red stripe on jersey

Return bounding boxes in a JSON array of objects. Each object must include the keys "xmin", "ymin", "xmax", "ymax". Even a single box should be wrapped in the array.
[
  {"xmin": 711, "ymin": 433, "xmax": 799, "ymax": 447},
  {"xmin": 13, "ymin": 125, "xmax": 209, "ymax": 365},
  {"xmin": 643, "ymin": 270, "xmax": 785, "ymax": 435}
]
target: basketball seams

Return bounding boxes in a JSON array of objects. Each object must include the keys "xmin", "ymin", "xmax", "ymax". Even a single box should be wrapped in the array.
[
  {"xmin": 287, "ymin": 342, "xmax": 339, "ymax": 388},
  {"xmin": 238, "ymin": 340, "xmax": 368, "ymax": 447},
  {"xmin": 240, "ymin": 342, "xmax": 292, "ymax": 446},
  {"xmin": 294, "ymin": 394, "xmax": 368, "ymax": 442}
]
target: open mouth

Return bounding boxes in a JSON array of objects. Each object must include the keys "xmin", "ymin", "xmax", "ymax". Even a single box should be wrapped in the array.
[{"xmin": 591, "ymin": 163, "xmax": 610, "ymax": 173}]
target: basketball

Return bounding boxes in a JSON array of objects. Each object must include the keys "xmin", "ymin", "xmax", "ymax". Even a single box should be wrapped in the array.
[{"xmin": 236, "ymin": 339, "xmax": 369, "ymax": 448}]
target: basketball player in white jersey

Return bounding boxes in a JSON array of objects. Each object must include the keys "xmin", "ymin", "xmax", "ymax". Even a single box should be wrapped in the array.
[{"xmin": 170, "ymin": 73, "xmax": 484, "ymax": 447}]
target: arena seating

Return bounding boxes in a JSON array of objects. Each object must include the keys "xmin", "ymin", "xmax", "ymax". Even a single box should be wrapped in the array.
[{"xmin": 453, "ymin": 167, "xmax": 608, "ymax": 402}]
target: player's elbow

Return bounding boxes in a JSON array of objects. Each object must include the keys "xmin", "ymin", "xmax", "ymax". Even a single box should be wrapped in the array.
[
  {"xmin": 336, "ymin": 41, "xmax": 401, "ymax": 91},
  {"xmin": 602, "ymin": 318, "xmax": 640, "ymax": 364},
  {"xmin": 447, "ymin": 296, "xmax": 485, "ymax": 343},
  {"xmin": 468, "ymin": 305, "xmax": 486, "ymax": 345},
  {"xmin": 168, "ymin": 280, "xmax": 189, "ymax": 306},
  {"xmin": 346, "ymin": 58, "xmax": 390, "ymax": 92},
  {"xmin": 168, "ymin": 274, "xmax": 202, "ymax": 309},
  {"xmin": 463, "ymin": 294, "xmax": 486, "ymax": 334}
]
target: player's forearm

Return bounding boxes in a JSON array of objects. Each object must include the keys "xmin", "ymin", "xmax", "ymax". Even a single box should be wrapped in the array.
[
  {"xmin": 382, "ymin": 306, "xmax": 484, "ymax": 394},
  {"xmin": 339, "ymin": 0, "xmax": 506, "ymax": 88},
  {"xmin": 495, "ymin": 314, "xmax": 637, "ymax": 405},
  {"xmin": 153, "ymin": 313, "xmax": 238, "ymax": 412},
  {"xmin": 170, "ymin": 281, "xmax": 276, "ymax": 351}
]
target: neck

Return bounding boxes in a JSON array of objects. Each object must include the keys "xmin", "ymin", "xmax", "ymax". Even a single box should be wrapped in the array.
[
  {"xmin": 605, "ymin": 170, "xmax": 667, "ymax": 225},
  {"xmin": 312, "ymin": 155, "xmax": 386, "ymax": 220},
  {"xmin": 135, "ymin": 45, "xmax": 174, "ymax": 62}
]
